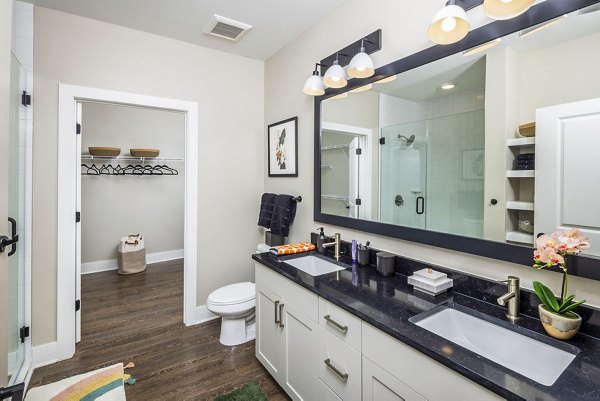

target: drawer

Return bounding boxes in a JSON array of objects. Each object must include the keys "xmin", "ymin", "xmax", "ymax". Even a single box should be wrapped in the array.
[
  {"xmin": 319, "ymin": 297, "xmax": 362, "ymax": 351},
  {"xmin": 318, "ymin": 326, "xmax": 361, "ymax": 401},
  {"xmin": 316, "ymin": 379, "xmax": 342, "ymax": 401},
  {"xmin": 362, "ymin": 323, "xmax": 503, "ymax": 401},
  {"xmin": 362, "ymin": 356, "xmax": 427, "ymax": 401},
  {"xmin": 255, "ymin": 264, "xmax": 318, "ymax": 321}
]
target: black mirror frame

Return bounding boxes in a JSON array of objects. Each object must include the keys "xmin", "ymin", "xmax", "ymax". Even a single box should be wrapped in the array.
[{"xmin": 314, "ymin": 0, "xmax": 600, "ymax": 281}]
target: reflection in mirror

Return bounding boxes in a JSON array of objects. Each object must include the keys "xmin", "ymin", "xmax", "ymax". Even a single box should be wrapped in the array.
[{"xmin": 320, "ymin": 6, "xmax": 600, "ymax": 255}]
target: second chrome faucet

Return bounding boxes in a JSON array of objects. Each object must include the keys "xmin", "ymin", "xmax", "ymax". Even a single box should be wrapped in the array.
[{"xmin": 497, "ymin": 276, "xmax": 520, "ymax": 320}]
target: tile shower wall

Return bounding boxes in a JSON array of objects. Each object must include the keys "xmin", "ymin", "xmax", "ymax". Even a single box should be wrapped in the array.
[{"xmin": 380, "ymin": 87, "xmax": 485, "ymax": 238}]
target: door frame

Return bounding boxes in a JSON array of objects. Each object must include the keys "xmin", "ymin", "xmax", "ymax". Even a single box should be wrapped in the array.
[
  {"xmin": 57, "ymin": 84, "xmax": 199, "ymax": 361},
  {"xmin": 321, "ymin": 122, "xmax": 373, "ymax": 220}
]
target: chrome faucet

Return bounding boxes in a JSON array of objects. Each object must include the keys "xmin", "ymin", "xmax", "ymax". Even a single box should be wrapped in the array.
[
  {"xmin": 497, "ymin": 276, "xmax": 520, "ymax": 320},
  {"xmin": 322, "ymin": 233, "xmax": 342, "ymax": 261}
]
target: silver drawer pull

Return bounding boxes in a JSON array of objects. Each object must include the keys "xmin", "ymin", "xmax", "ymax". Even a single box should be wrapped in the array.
[
  {"xmin": 274, "ymin": 300, "xmax": 280, "ymax": 325},
  {"xmin": 324, "ymin": 315, "xmax": 348, "ymax": 332},
  {"xmin": 324, "ymin": 358, "xmax": 348, "ymax": 381}
]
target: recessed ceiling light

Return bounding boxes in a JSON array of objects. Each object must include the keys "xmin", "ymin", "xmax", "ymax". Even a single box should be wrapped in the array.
[
  {"xmin": 519, "ymin": 15, "xmax": 567, "ymax": 38},
  {"xmin": 350, "ymin": 84, "xmax": 373, "ymax": 93},
  {"xmin": 375, "ymin": 75, "xmax": 397, "ymax": 84},
  {"xmin": 441, "ymin": 83, "xmax": 455, "ymax": 90},
  {"xmin": 463, "ymin": 38, "xmax": 502, "ymax": 56}
]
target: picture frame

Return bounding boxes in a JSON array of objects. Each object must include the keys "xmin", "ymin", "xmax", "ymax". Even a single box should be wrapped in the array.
[{"xmin": 268, "ymin": 117, "xmax": 298, "ymax": 177}]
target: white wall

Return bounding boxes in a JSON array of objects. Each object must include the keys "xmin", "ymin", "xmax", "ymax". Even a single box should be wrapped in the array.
[
  {"xmin": 264, "ymin": 0, "xmax": 600, "ymax": 308},
  {"xmin": 518, "ymin": 31, "xmax": 600, "ymax": 124},
  {"xmin": 81, "ymin": 102, "xmax": 185, "ymax": 265},
  {"xmin": 32, "ymin": 7, "xmax": 264, "ymax": 346}
]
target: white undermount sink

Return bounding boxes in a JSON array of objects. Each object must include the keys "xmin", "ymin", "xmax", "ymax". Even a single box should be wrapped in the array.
[
  {"xmin": 284, "ymin": 255, "xmax": 345, "ymax": 276},
  {"xmin": 411, "ymin": 307, "xmax": 578, "ymax": 386}
]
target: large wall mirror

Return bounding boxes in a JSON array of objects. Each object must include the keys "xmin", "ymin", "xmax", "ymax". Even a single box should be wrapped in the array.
[{"xmin": 315, "ymin": 0, "xmax": 600, "ymax": 279}]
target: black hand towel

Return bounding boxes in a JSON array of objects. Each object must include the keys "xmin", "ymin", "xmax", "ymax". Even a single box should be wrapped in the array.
[
  {"xmin": 270, "ymin": 195, "xmax": 297, "ymax": 237},
  {"xmin": 258, "ymin": 193, "xmax": 277, "ymax": 228}
]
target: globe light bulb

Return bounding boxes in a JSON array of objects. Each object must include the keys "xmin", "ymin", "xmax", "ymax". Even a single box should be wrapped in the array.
[{"xmin": 441, "ymin": 16, "xmax": 457, "ymax": 33}]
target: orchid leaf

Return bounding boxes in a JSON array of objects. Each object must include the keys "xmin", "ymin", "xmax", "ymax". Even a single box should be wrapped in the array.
[
  {"xmin": 557, "ymin": 295, "xmax": 576, "ymax": 313},
  {"xmin": 559, "ymin": 299, "xmax": 586, "ymax": 314},
  {"xmin": 533, "ymin": 281, "xmax": 560, "ymax": 313}
]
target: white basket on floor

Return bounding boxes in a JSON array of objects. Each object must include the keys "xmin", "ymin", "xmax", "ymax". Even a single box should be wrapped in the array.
[{"xmin": 117, "ymin": 234, "xmax": 146, "ymax": 274}]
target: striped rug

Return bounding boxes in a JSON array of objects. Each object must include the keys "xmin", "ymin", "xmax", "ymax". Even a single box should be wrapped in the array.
[{"xmin": 26, "ymin": 363, "xmax": 133, "ymax": 401}]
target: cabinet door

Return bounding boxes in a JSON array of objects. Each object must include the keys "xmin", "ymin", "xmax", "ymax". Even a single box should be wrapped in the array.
[
  {"xmin": 281, "ymin": 302, "xmax": 318, "ymax": 401},
  {"xmin": 256, "ymin": 286, "xmax": 284, "ymax": 381},
  {"xmin": 316, "ymin": 379, "xmax": 343, "ymax": 401},
  {"xmin": 363, "ymin": 357, "xmax": 428, "ymax": 401}
]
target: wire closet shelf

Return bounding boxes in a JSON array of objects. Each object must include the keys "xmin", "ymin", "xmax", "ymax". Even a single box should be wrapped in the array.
[{"xmin": 81, "ymin": 155, "xmax": 184, "ymax": 176}]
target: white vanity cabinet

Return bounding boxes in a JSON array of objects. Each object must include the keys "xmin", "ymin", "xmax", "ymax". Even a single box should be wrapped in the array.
[
  {"xmin": 255, "ymin": 264, "xmax": 319, "ymax": 401},
  {"xmin": 255, "ymin": 264, "xmax": 505, "ymax": 401},
  {"xmin": 362, "ymin": 323, "xmax": 504, "ymax": 401}
]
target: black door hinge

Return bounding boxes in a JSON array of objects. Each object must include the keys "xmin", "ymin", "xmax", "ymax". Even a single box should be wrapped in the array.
[
  {"xmin": 21, "ymin": 91, "xmax": 31, "ymax": 107},
  {"xmin": 75, "ymin": 299, "xmax": 81, "ymax": 311},
  {"xmin": 379, "ymin": 137, "xmax": 385, "ymax": 145},
  {"xmin": 19, "ymin": 326, "xmax": 30, "ymax": 343},
  {"xmin": 76, "ymin": 211, "xmax": 81, "ymax": 223},
  {"xmin": 76, "ymin": 123, "xmax": 81, "ymax": 135},
  {"xmin": 355, "ymin": 148, "xmax": 362, "ymax": 155},
  {"xmin": 355, "ymin": 198, "xmax": 362, "ymax": 206}
]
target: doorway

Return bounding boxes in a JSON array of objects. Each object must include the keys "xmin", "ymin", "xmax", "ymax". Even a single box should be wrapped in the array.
[
  {"xmin": 76, "ymin": 101, "xmax": 186, "ymax": 342},
  {"xmin": 56, "ymin": 85, "xmax": 199, "ymax": 362}
]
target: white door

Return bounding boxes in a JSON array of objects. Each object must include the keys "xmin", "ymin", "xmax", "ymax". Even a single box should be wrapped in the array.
[
  {"xmin": 536, "ymin": 98, "xmax": 600, "ymax": 256},
  {"xmin": 255, "ymin": 286, "xmax": 284, "ymax": 381},
  {"xmin": 348, "ymin": 137, "xmax": 360, "ymax": 218},
  {"xmin": 282, "ymin": 303, "xmax": 318, "ymax": 401},
  {"xmin": 75, "ymin": 102, "xmax": 82, "ymax": 343}
]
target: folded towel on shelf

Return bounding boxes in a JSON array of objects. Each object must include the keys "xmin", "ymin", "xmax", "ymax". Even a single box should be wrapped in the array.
[
  {"xmin": 270, "ymin": 242, "xmax": 316, "ymax": 256},
  {"xmin": 258, "ymin": 193, "xmax": 277, "ymax": 228},
  {"xmin": 269, "ymin": 194, "xmax": 297, "ymax": 237}
]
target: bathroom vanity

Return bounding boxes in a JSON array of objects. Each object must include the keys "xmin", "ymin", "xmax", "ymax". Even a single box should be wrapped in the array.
[{"xmin": 253, "ymin": 250, "xmax": 600, "ymax": 401}]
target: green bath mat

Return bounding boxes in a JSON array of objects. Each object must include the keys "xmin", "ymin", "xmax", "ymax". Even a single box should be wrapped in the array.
[{"xmin": 214, "ymin": 382, "xmax": 268, "ymax": 401}]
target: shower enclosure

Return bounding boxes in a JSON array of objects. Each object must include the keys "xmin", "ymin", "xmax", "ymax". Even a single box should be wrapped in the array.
[{"xmin": 380, "ymin": 110, "xmax": 485, "ymax": 238}]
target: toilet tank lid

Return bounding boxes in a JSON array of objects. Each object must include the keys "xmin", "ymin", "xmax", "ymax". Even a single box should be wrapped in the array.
[{"xmin": 208, "ymin": 282, "xmax": 255, "ymax": 305}]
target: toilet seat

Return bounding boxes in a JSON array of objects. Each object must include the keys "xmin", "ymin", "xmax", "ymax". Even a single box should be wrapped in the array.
[{"xmin": 207, "ymin": 282, "xmax": 255, "ymax": 306}]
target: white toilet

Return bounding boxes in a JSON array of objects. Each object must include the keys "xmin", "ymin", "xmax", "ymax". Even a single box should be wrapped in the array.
[{"xmin": 206, "ymin": 243, "xmax": 270, "ymax": 346}]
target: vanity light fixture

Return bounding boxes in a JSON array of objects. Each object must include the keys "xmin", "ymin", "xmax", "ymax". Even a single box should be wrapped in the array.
[
  {"xmin": 483, "ymin": 0, "xmax": 534, "ymax": 20},
  {"xmin": 519, "ymin": 15, "xmax": 567, "ymax": 38},
  {"xmin": 428, "ymin": 0, "xmax": 471, "ymax": 45},
  {"xmin": 303, "ymin": 63, "xmax": 325, "ymax": 96},
  {"xmin": 375, "ymin": 75, "xmax": 397, "ymax": 84},
  {"xmin": 348, "ymin": 39, "xmax": 375, "ymax": 79},
  {"xmin": 350, "ymin": 84, "xmax": 373, "ymax": 93},
  {"xmin": 323, "ymin": 54, "xmax": 348, "ymax": 89},
  {"xmin": 441, "ymin": 83, "xmax": 456, "ymax": 90},
  {"xmin": 463, "ymin": 38, "xmax": 502, "ymax": 56}
]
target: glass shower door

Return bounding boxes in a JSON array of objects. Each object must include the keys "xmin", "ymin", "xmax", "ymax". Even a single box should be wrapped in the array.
[
  {"xmin": 379, "ymin": 121, "xmax": 428, "ymax": 228},
  {"xmin": 7, "ymin": 53, "xmax": 27, "ymax": 384}
]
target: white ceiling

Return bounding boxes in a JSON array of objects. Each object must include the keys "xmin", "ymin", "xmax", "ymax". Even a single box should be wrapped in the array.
[{"xmin": 21, "ymin": 0, "xmax": 349, "ymax": 60}]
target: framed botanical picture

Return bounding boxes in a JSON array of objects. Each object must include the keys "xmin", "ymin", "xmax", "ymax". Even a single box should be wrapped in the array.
[{"xmin": 268, "ymin": 117, "xmax": 298, "ymax": 177}]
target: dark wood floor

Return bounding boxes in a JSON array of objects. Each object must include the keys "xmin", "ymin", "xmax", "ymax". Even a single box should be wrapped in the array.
[{"xmin": 29, "ymin": 260, "xmax": 290, "ymax": 400}]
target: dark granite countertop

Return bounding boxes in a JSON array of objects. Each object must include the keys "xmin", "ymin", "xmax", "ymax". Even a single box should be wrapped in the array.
[{"xmin": 252, "ymin": 251, "xmax": 600, "ymax": 401}]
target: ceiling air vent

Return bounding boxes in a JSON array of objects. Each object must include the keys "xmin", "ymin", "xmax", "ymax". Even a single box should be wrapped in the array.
[{"xmin": 204, "ymin": 15, "xmax": 252, "ymax": 42}]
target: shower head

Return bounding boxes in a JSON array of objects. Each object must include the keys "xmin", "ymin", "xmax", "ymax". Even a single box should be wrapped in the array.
[{"xmin": 398, "ymin": 134, "xmax": 416, "ymax": 147}]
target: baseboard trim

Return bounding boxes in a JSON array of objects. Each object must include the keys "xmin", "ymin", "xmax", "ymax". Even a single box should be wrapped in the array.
[
  {"xmin": 193, "ymin": 305, "xmax": 218, "ymax": 326},
  {"xmin": 31, "ymin": 341, "xmax": 60, "ymax": 370},
  {"xmin": 82, "ymin": 249, "xmax": 184, "ymax": 274}
]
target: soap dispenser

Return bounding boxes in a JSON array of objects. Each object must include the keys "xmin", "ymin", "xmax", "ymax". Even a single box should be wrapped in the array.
[{"xmin": 317, "ymin": 227, "xmax": 327, "ymax": 254}]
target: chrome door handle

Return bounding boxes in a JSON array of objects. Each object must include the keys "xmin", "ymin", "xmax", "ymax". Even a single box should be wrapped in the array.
[
  {"xmin": 324, "ymin": 358, "xmax": 348, "ymax": 381},
  {"xmin": 278, "ymin": 303, "xmax": 285, "ymax": 328},
  {"xmin": 323, "ymin": 315, "xmax": 348, "ymax": 332},
  {"xmin": 274, "ymin": 300, "xmax": 280, "ymax": 325}
]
